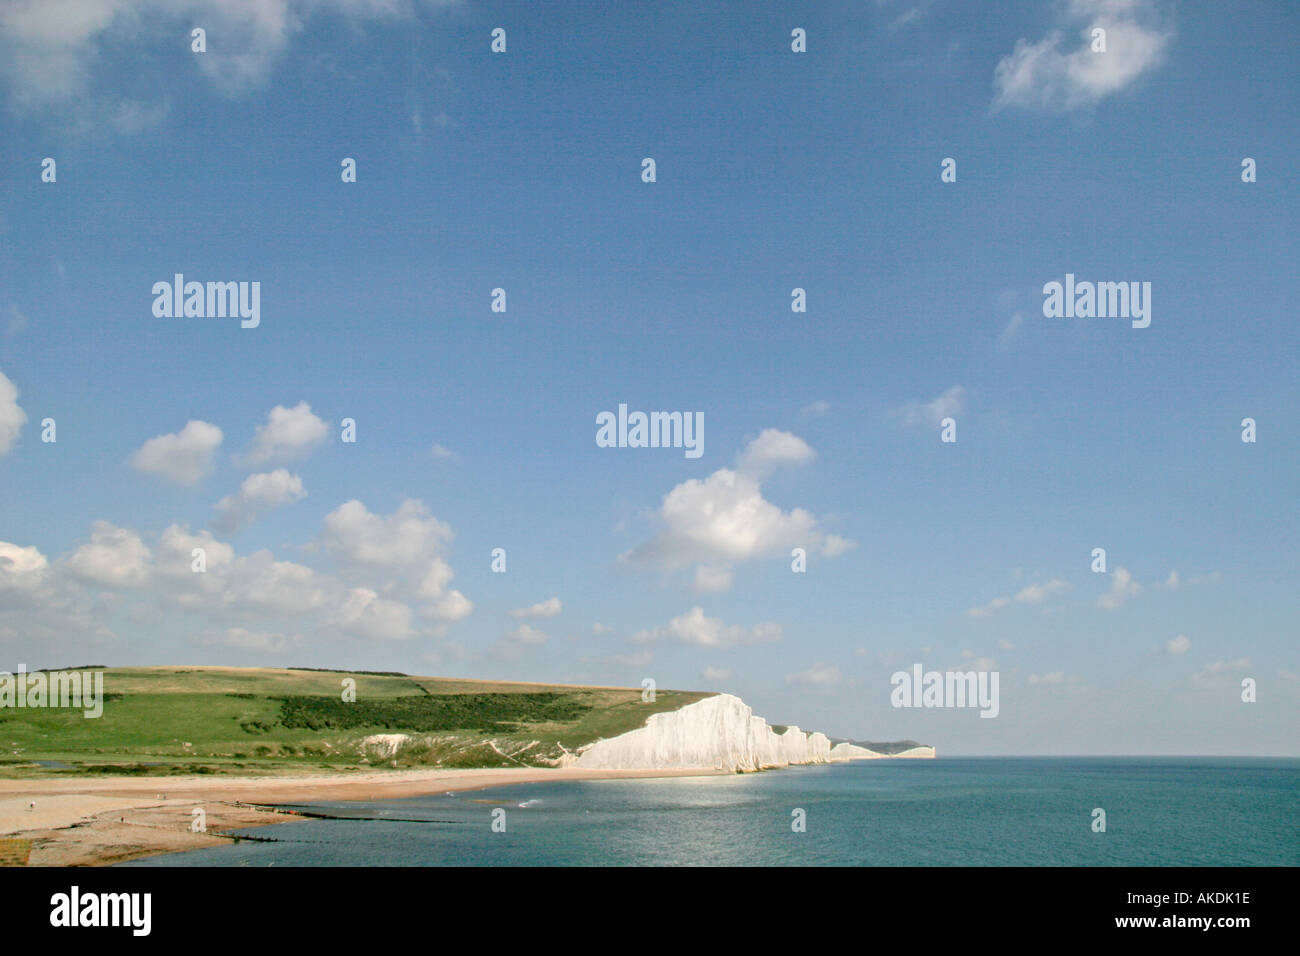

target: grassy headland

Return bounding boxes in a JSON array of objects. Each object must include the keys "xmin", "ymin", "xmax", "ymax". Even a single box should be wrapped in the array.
[{"xmin": 0, "ymin": 666, "xmax": 710, "ymax": 777}]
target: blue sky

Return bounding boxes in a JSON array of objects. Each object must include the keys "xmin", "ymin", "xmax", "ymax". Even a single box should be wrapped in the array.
[{"xmin": 0, "ymin": 0, "xmax": 1296, "ymax": 754}]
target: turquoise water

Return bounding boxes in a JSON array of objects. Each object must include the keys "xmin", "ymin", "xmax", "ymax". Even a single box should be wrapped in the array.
[{"xmin": 125, "ymin": 758, "xmax": 1300, "ymax": 866}]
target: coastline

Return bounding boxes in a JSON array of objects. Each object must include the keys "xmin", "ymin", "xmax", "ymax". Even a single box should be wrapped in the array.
[{"xmin": 0, "ymin": 766, "xmax": 726, "ymax": 866}]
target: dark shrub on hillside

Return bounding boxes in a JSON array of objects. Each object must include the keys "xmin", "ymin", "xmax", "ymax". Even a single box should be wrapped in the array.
[{"xmin": 277, "ymin": 692, "xmax": 591, "ymax": 733}]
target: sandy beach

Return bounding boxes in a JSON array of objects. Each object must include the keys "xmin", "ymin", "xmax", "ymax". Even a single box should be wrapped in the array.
[{"xmin": 0, "ymin": 766, "xmax": 722, "ymax": 866}]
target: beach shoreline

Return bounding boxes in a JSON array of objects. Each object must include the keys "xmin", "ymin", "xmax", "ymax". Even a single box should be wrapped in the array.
[{"xmin": 0, "ymin": 766, "xmax": 725, "ymax": 866}]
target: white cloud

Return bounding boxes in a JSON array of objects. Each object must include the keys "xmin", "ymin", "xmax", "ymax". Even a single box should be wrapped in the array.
[
  {"xmin": 423, "ymin": 588, "xmax": 472, "ymax": 622},
  {"xmin": 0, "ymin": 541, "xmax": 49, "ymax": 592},
  {"xmin": 129, "ymin": 420, "xmax": 223, "ymax": 486},
  {"xmin": 1096, "ymin": 566, "xmax": 1140, "ymax": 610},
  {"xmin": 735, "ymin": 428, "xmax": 815, "ymax": 478},
  {"xmin": 64, "ymin": 521, "xmax": 152, "ymax": 588},
  {"xmin": 692, "ymin": 566, "xmax": 733, "ymax": 594},
  {"xmin": 244, "ymin": 401, "xmax": 328, "ymax": 466},
  {"xmin": 998, "ymin": 310, "xmax": 1025, "ymax": 349},
  {"xmin": 430, "ymin": 443, "xmax": 458, "ymax": 462},
  {"xmin": 0, "ymin": 0, "xmax": 126, "ymax": 109},
  {"xmin": 4, "ymin": 306, "xmax": 27, "ymax": 337},
  {"xmin": 494, "ymin": 623, "xmax": 548, "ymax": 658},
  {"xmin": 892, "ymin": 385, "xmax": 966, "ymax": 428},
  {"xmin": 1191, "ymin": 658, "xmax": 1250, "ymax": 691},
  {"xmin": 0, "ymin": 0, "xmax": 460, "ymax": 125},
  {"xmin": 321, "ymin": 498, "xmax": 450, "ymax": 567},
  {"xmin": 954, "ymin": 652, "xmax": 999, "ymax": 673},
  {"xmin": 334, "ymin": 587, "xmax": 414, "ymax": 640},
  {"xmin": 100, "ymin": 96, "xmax": 169, "ymax": 133},
  {"xmin": 601, "ymin": 650, "xmax": 652, "ymax": 670},
  {"xmin": 1028, "ymin": 671, "xmax": 1065, "ymax": 685},
  {"xmin": 212, "ymin": 469, "xmax": 305, "ymax": 532},
  {"xmin": 1165, "ymin": 634, "xmax": 1190, "ymax": 655},
  {"xmin": 221, "ymin": 550, "xmax": 327, "ymax": 615},
  {"xmin": 0, "ymin": 563, "xmax": 117, "ymax": 648},
  {"xmin": 60, "ymin": 522, "xmax": 226, "ymax": 604},
  {"xmin": 649, "ymin": 469, "xmax": 819, "ymax": 560},
  {"xmin": 509, "ymin": 597, "xmax": 562, "ymax": 619},
  {"xmin": 822, "ymin": 535, "xmax": 854, "ymax": 557},
  {"xmin": 416, "ymin": 557, "xmax": 453, "ymax": 598},
  {"xmin": 156, "ymin": 524, "xmax": 235, "ymax": 578},
  {"xmin": 1165, "ymin": 569, "xmax": 1220, "ymax": 590},
  {"xmin": 628, "ymin": 457, "xmax": 853, "ymax": 592},
  {"xmin": 786, "ymin": 663, "xmax": 841, "ymax": 687},
  {"xmin": 151, "ymin": 524, "xmax": 235, "ymax": 605},
  {"xmin": 993, "ymin": 0, "xmax": 1171, "ymax": 112},
  {"xmin": 632, "ymin": 607, "xmax": 782, "ymax": 649},
  {"xmin": 702, "ymin": 666, "xmax": 731, "ymax": 682},
  {"xmin": 63, "ymin": 520, "xmax": 327, "ymax": 617},
  {"xmin": 972, "ymin": 597, "xmax": 1013, "ymax": 616},
  {"xmin": 801, "ymin": 400, "xmax": 830, "ymax": 418},
  {"xmin": 1014, "ymin": 579, "xmax": 1070, "ymax": 605},
  {"xmin": 318, "ymin": 498, "xmax": 471, "ymax": 622},
  {"xmin": 968, "ymin": 579, "xmax": 1068, "ymax": 618},
  {"xmin": 5, "ymin": 507, "xmax": 487, "ymax": 659},
  {"xmin": 506, "ymin": 623, "xmax": 547, "ymax": 645},
  {"xmin": 200, "ymin": 626, "xmax": 293, "ymax": 654}
]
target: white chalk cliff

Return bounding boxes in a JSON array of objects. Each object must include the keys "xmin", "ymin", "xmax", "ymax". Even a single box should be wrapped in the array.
[
  {"xmin": 886, "ymin": 745, "xmax": 936, "ymax": 758},
  {"xmin": 570, "ymin": 693, "xmax": 883, "ymax": 773},
  {"xmin": 827, "ymin": 742, "xmax": 936, "ymax": 759},
  {"xmin": 828, "ymin": 741, "xmax": 880, "ymax": 760}
]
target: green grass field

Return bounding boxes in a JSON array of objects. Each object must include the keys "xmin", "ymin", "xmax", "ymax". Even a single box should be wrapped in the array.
[{"xmin": 0, "ymin": 666, "xmax": 711, "ymax": 777}]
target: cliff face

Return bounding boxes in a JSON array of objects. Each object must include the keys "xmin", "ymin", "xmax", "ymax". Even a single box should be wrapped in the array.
[
  {"xmin": 828, "ymin": 741, "xmax": 881, "ymax": 760},
  {"xmin": 828, "ymin": 742, "xmax": 937, "ymax": 760},
  {"xmin": 887, "ymin": 745, "xmax": 936, "ymax": 758},
  {"xmin": 570, "ymin": 694, "xmax": 834, "ymax": 772}
]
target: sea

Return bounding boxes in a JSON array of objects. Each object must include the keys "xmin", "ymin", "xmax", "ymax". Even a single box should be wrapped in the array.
[{"xmin": 122, "ymin": 757, "xmax": 1299, "ymax": 867}]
